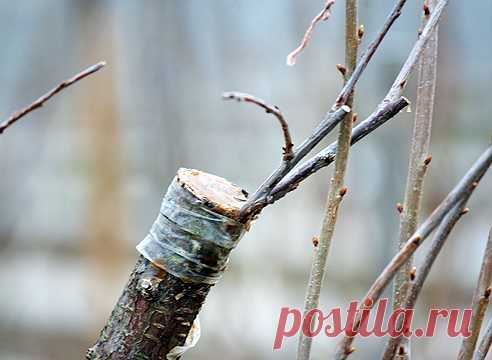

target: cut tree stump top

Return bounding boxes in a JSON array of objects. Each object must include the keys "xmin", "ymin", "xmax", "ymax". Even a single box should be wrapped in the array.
[{"xmin": 177, "ymin": 168, "xmax": 248, "ymax": 221}]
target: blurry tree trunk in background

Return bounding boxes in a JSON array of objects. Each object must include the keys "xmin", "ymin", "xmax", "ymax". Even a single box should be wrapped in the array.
[{"xmin": 77, "ymin": 0, "xmax": 129, "ymax": 332}]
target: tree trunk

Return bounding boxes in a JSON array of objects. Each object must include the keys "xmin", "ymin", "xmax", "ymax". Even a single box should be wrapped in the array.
[{"xmin": 87, "ymin": 168, "xmax": 248, "ymax": 359}]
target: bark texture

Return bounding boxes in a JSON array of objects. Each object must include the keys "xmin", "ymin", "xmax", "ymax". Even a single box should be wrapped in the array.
[
  {"xmin": 87, "ymin": 256, "xmax": 209, "ymax": 359},
  {"xmin": 88, "ymin": 168, "xmax": 248, "ymax": 359}
]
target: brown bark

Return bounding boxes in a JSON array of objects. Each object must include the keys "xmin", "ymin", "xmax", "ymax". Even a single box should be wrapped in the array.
[{"xmin": 88, "ymin": 169, "xmax": 248, "ymax": 359}]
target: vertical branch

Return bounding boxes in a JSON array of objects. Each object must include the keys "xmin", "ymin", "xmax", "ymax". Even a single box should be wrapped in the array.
[
  {"xmin": 296, "ymin": 1, "xmax": 358, "ymax": 359},
  {"xmin": 381, "ymin": 201, "xmax": 468, "ymax": 360},
  {"xmin": 458, "ymin": 227, "xmax": 492, "ymax": 360},
  {"xmin": 392, "ymin": 1, "xmax": 438, "ymax": 358},
  {"xmin": 475, "ymin": 315, "xmax": 492, "ymax": 360}
]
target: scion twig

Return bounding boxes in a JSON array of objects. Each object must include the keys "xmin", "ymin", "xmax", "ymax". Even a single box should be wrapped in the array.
[
  {"xmin": 0, "ymin": 61, "xmax": 106, "ymax": 134},
  {"xmin": 334, "ymin": 145, "xmax": 492, "ymax": 360},
  {"xmin": 392, "ymin": 2, "xmax": 439, "ymax": 358},
  {"xmin": 240, "ymin": 0, "xmax": 408, "ymax": 220},
  {"xmin": 296, "ymin": 1, "xmax": 358, "ymax": 359},
  {"xmin": 286, "ymin": 0, "xmax": 336, "ymax": 66},
  {"xmin": 458, "ymin": 227, "xmax": 492, "ymax": 360},
  {"xmin": 222, "ymin": 92, "xmax": 294, "ymax": 161},
  {"xmin": 270, "ymin": 97, "xmax": 409, "ymax": 202},
  {"xmin": 270, "ymin": 0, "xmax": 448, "ymax": 210}
]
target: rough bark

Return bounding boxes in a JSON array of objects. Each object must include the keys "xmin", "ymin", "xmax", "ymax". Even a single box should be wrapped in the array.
[
  {"xmin": 87, "ymin": 256, "xmax": 208, "ymax": 359},
  {"xmin": 88, "ymin": 169, "xmax": 248, "ymax": 359}
]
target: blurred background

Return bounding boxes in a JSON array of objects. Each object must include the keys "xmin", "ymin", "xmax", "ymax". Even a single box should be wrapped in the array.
[{"xmin": 0, "ymin": 1, "xmax": 490, "ymax": 359}]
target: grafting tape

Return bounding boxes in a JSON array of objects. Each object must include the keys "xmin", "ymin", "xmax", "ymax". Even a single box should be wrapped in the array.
[{"xmin": 137, "ymin": 176, "xmax": 246, "ymax": 284}]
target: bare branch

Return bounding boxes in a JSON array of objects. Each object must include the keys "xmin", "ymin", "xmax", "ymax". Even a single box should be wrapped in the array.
[
  {"xmin": 222, "ymin": 91, "xmax": 294, "ymax": 161},
  {"xmin": 392, "ymin": 1, "xmax": 439, "ymax": 357},
  {"xmin": 270, "ymin": 97, "xmax": 409, "ymax": 203},
  {"xmin": 476, "ymin": 312, "xmax": 492, "ymax": 360},
  {"xmin": 0, "ymin": 61, "xmax": 106, "ymax": 135},
  {"xmin": 336, "ymin": 0, "xmax": 407, "ymax": 106},
  {"xmin": 458, "ymin": 227, "xmax": 492, "ymax": 360},
  {"xmin": 381, "ymin": 200, "xmax": 468, "ymax": 360},
  {"xmin": 333, "ymin": 145, "xmax": 492, "ymax": 360},
  {"xmin": 297, "ymin": 1, "xmax": 359, "ymax": 358},
  {"xmin": 266, "ymin": 0, "xmax": 448, "ymax": 211},
  {"xmin": 385, "ymin": 0, "xmax": 446, "ymax": 102},
  {"xmin": 238, "ymin": 104, "xmax": 351, "ymax": 220},
  {"xmin": 286, "ymin": 0, "xmax": 336, "ymax": 66},
  {"xmin": 240, "ymin": 0, "xmax": 408, "ymax": 220}
]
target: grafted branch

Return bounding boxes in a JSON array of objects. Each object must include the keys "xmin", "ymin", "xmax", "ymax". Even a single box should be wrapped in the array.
[
  {"xmin": 240, "ymin": 0, "xmax": 408, "ymax": 220},
  {"xmin": 286, "ymin": 0, "xmax": 336, "ymax": 66},
  {"xmin": 222, "ymin": 91, "xmax": 294, "ymax": 161},
  {"xmin": 0, "ymin": 61, "xmax": 106, "ymax": 134},
  {"xmin": 269, "ymin": 0, "xmax": 447, "ymax": 214},
  {"xmin": 270, "ymin": 97, "xmax": 409, "ymax": 202}
]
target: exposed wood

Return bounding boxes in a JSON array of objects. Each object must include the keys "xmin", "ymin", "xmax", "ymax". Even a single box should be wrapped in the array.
[{"xmin": 88, "ymin": 169, "xmax": 247, "ymax": 359}]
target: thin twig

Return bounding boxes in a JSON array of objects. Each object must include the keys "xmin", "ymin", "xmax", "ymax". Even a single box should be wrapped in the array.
[
  {"xmin": 475, "ymin": 310, "xmax": 492, "ymax": 360},
  {"xmin": 392, "ymin": 2, "xmax": 439, "ymax": 358},
  {"xmin": 0, "ymin": 61, "xmax": 106, "ymax": 134},
  {"xmin": 240, "ymin": 0, "xmax": 408, "ymax": 220},
  {"xmin": 222, "ymin": 92, "xmax": 294, "ymax": 161},
  {"xmin": 381, "ymin": 200, "xmax": 469, "ymax": 360},
  {"xmin": 385, "ymin": 0, "xmax": 446, "ymax": 102},
  {"xmin": 458, "ymin": 227, "xmax": 492, "ymax": 360},
  {"xmin": 269, "ymin": 0, "xmax": 448, "ymax": 208},
  {"xmin": 296, "ymin": 1, "xmax": 358, "ymax": 359},
  {"xmin": 270, "ymin": 97, "xmax": 409, "ymax": 202},
  {"xmin": 286, "ymin": 0, "xmax": 336, "ymax": 66},
  {"xmin": 333, "ymin": 145, "xmax": 492, "ymax": 360}
]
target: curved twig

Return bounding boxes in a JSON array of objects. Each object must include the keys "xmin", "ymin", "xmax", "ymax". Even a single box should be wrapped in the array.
[
  {"xmin": 222, "ymin": 92, "xmax": 294, "ymax": 161},
  {"xmin": 286, "ymin": 0, "xmax": 336, "ymax": 66},
  {"xmin": 0, "ymin": 61, "xmax": 106, "ymax": 134}
]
